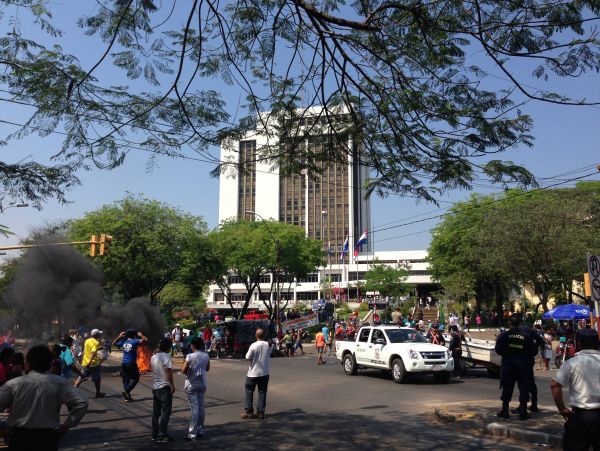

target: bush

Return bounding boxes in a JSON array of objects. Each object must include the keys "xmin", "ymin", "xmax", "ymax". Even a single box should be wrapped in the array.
[{"xmin": 358, "ymin": 302, "xmax": 369, "ymax": 312}]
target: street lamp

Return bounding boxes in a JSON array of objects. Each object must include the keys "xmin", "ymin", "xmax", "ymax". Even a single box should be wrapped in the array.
[
  {"xmin": 246, "ymin": 211, "xmax": 281, "ymax": 325},
  {"xmin": 0, "ymin": 202, "xmax": 28, "ymax": 213},
  {"xmin": 321, "ymin": 210, "xmax": 329, "ymax": 301}
]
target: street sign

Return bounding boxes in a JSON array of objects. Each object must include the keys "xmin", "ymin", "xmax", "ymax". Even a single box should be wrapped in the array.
[{"xmin": 588, "ymin": 255, "xmax": 600, "ymax": 303}]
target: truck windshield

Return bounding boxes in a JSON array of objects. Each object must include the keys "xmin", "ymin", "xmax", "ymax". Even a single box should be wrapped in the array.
[{"xmin": 385, "ymin": 329, "xmax": 428, "ymax": 343}]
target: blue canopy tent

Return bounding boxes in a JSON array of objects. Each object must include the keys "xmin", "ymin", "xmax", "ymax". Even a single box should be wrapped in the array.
[{"xmin": 542, "ymin": 304, "xmax": 594, "ymax": 321}]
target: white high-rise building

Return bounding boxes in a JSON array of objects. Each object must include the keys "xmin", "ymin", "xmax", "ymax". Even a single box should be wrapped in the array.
[{"xmin": 218, "ymin": 108, "xmax": 371, "ymax": 256}]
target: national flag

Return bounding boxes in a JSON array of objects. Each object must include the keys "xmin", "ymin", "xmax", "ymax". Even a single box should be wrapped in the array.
[
  {"xmin": 340, "ymin": 236, "xmax": 349, "ymax": 262},
  {"xmin": 353, "ymin": 229, "xmax": 368, "ymax": 261}
]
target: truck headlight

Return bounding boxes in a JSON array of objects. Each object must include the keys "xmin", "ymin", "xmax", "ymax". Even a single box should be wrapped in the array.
[
  {"xmin": 446, "ymin": 350, "xmax": 451, "ymax": 360},
  {"xmin": 409, "ymin": 349, "xmax": 419, "ymax": 359}
]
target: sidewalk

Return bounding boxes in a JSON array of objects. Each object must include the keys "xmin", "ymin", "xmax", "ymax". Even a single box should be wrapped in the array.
[{"xmin": 434, "ymin": 400, "xmax": 564, "ymax": 448}]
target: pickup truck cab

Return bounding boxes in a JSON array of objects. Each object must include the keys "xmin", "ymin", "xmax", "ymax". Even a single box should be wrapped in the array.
[{"xmin": 335, "ymin": 325, "xmax": 454, "ymax": 383}]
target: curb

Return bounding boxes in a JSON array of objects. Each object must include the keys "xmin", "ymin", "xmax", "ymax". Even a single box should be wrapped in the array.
[{"xmin": 434, "ymin": 409, "xmax": 562, "ymax": 448}]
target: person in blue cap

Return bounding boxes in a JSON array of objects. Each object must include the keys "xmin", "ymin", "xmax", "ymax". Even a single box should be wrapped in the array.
[{"xmin": 113, "ymin": 329, "xmax": 147, "ymax": 402}]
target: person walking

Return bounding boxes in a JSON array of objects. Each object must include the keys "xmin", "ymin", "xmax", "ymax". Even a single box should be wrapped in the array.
[
  {"xmin": 241, "ymin": 328, "xmax": 271, "ymax": 420},
  {"xmin": 293, "ymin": 329, "xmax": 304, "ymax": 356},
  {"xmin": 0, "ymin": 345, "xmax": 88, "ymax": 451},
  {"xmin": 113, "ymin": 329, "xmax": 147, "ymax": 402},
  {"xmin": 494, "ymin": 315, "xmax": 537, "ymax": 420},
  {"xmin": 182, "ymin": 337, "xmax": 210, "ymax": 441},
  {"xmin": 551, "ymin": 328, "xmax": 600, "ymax": 451},
  {"xmin": 74, "ymin": 329, "xmax": 105, "ymax": 398},
  {"xmin": 315, "ymin": 329, "xmax": 326, "ymax": 365},
  {"xmin": 58, "ymin": 335, "xmax": 85, "ymax": 381},
  {"xmin": 151, "ymin": 338, "xmax": 175, "ymax": 443},
  {"xmin": 171, "ymin": 324, "xmax": 183, "ymax": 357}
]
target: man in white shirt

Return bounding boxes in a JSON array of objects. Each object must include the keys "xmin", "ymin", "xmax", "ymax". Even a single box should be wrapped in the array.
[
  {"xmin": 551, "ymin": 328, "xmax": 600, "ymax": 451},
  {"xmin": 241, "ymin": 328, "xmax": 271, "ymax": 420},
  {"xmin": 151, "ymin": 338, "xmax": 175, "ymax": 443},
  {"xmin": 182, "ymin": 336, "xmax": 210, "ymax": 441},
  {"xmin": 0, "ymin": 345, "xmax": 88, "ymax": 451}
]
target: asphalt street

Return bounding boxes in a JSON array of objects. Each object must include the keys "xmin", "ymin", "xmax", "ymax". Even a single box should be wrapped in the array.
[{"xmin": 59, "ymin": 349, "xmax": 561, "ymax": 451}]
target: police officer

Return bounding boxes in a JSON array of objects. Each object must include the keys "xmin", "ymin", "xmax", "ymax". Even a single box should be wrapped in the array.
[
  {"xmin": 513, "ymin": 326, "xmax": 543, "ymax": 414},
  {"xmin": 551, "ymin": 328, "xmax": 600, "ymax": 451},
  {"xmin": 494, "ymin": 315, "xmax": 537, "ymax": 420}
]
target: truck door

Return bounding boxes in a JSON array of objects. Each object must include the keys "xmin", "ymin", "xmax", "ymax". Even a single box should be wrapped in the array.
[
  {"xmin": 367, "ymin": 329, "xmax": 388, "ymax": 368},
  {"xmin": 355, "ymin": 327, "xmax": 372, "ymax": 365}
]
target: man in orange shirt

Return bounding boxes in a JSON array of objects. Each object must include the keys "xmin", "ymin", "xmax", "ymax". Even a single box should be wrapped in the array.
[{"xmin": 315, "ymin": 330, "xmax": 326, "ymax": 365}]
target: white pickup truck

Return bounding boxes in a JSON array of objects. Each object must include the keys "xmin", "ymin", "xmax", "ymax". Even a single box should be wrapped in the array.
[{"xmin": 335, "ymin": 325, "xmax": 454, "ymax": 383}]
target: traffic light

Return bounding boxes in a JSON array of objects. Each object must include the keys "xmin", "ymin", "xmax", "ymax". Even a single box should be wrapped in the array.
[
  {"xmin": 90, "ymin": 235, "xmax": 98, "ymax": 257},
  {"xmin": 99, "ymin": 234, "xmax": 112, "ymax": 256}
]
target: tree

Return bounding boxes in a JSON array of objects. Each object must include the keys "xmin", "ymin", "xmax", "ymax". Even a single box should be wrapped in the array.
[
  {"xmin": 69, "ymin": 194, "xmax": 211, "ymax": 302},
  {"xmin": 364, "ymin": 259, "xmax": 409, "ymax": 299},
  {"xmin": 208, "ymin": 219, "xmax": 322, "ymax": 318},
  {"xmin": 5, "ymin": 1, "xmax": 600, "ymax": 206},
  {"xmin": 428, "ymin": 193, "xmax": 514, "ymax": 317},
  {"xmin": 479, "ymin": 183, "xmax": 600, "ymax": 312}
]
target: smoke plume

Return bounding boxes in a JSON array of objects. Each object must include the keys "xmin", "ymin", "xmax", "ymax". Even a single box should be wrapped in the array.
[{"xmin": 5, "ymin": 245, "xmax": 165, "ymax": 345}]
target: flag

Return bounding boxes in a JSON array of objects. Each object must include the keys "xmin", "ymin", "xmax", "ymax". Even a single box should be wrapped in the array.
[
  {"xmin": 340, "ymin": 236, "xmax": 349, "ymax": 262},
  {"xmin": 353, "ymin": 229, "xmax": 368, "ymax": 261}
]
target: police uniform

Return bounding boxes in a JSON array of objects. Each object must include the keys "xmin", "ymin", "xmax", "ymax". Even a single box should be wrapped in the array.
[
  {"xmin": 553, "ymin": 343, "xmax": 600, "ymax": 450},
  {"xmin": 494, "ymin": 325, "xmax": 537, "ymax": 418}
]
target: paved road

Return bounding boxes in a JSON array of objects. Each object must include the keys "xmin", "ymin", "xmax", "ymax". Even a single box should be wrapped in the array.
[{"xmin": 60, "ymin": 349, "xmax": 560, "ymax": 450}]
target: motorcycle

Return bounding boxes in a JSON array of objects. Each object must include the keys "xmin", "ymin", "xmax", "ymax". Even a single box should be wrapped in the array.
[{"xmin": 555, "ymin": 337, "xmax": 576, "ymax": 369}]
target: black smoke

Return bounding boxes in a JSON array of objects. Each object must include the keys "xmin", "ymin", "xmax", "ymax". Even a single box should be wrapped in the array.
[{"xmin": 5, "ymin": 245, "xmax": 164, "ymax": 345}]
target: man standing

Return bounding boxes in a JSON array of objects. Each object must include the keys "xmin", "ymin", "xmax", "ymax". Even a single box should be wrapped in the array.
[
  {"xmin": 426, "ymin": 324, "xmax": 446, "ymax": 346},
  {"xmin": 0, "ymin": 345, "xmax": 88, "ymax": 451},
  {"xmin": 315, "ymin": 329, "xmax": 326, "ymax": 365},
  {"xmin": 75, "ymin": 329, "xmax": 105, "ymax": 398},
  {"xmin": 321, "ymin": 323, "xmax": 332, "ymax": 356},
  {"xmin": 551, "ymin": 328, "xmax": 600, "ymax": 451},
  {"xmin": 113, "ymin": 329, "xmax": 147, "ymax": 402},
  {"xmin": 495, "ymin": 315, "xmax": 537, "ymax": 420},
  {"xmin": 241, "ymin": 328, "xmax": 271, "ymax": 419},
  {"xmin": 182, "ymin": 337, "xmax": 210, "ymax": 441},
  {"xmin": 151, "ymin": 338, "xmax": 175, "ymax": 443},
  {"xmin": 203, "ymin": 325, "xmax": 212, "ymax": 353},
  {"xmin": 171, "ymin": 324, "xmax": 183, "ymax": 357}
]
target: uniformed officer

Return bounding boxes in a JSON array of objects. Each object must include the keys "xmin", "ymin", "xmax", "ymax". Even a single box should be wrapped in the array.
[
  {"xmin": 494, "ymin": 315, "xmax": 537, "ymax": 420},
  {"xmin": 551, "ymin": 328, "xmax": 600, "ymax": 451}
]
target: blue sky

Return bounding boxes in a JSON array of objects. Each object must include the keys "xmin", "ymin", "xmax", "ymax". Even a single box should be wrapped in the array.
[{"xmin": 1, "ymin": 2, "xmax": 599, "ymax": 253}]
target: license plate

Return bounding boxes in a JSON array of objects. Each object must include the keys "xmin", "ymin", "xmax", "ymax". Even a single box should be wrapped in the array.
[{"xmin": 432, "ymin": 365, "xmax": 444, "ymax": 371}]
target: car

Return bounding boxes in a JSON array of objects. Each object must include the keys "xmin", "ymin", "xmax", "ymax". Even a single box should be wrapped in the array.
[{"xmin": 335, "ymin": 325, "xmax": 454, "ymax": 383}]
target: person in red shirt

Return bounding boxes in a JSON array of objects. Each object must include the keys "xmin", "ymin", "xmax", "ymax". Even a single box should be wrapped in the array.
[{"xmin": 203, "ymin": 326, "xmax": 212, "ymax": 353}]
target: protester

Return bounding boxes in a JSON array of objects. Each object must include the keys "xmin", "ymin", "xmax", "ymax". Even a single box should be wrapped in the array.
[
  {"xmin": 59, "ymin": 336, "xmax": 84, "ymax": 381},
  {"xmin": 315, "ymin": 329, "xmax": 326, "ymax": 365},
  {"xmin": 151, "ymin": 338, "xmax": 175, "ymax": 443},
  {"xmin": 282, "ymin": 330, "xmax": 294, "ymax": 357},
  {"xmin": 476, "ymin": 314, "xmax": 482, "ymax": 331},
  {"xmin": 551, "ymin": 328, "xmax": 600, "ymax": 451},
  {"xmin": 242, "ymin": 328, "xmax": 271, "ymax": 419},
  {"xmin": 542, "ymin": 328, "xmax": 553, "ymax": 370},
  {"xmin": 113, "ymin": 329, "xmax": 148, "ymax": 402},
  {"xmin": 203, "ymin": 325, "xmax": 213, "ymax": 353},
  {"xmin": 171, "ymin": 324, "xmax": 183, "ymax": 357},
  {"xmin": 75, "ymin": 329, "xmax": 105, "ymax": 398},
  {"xmin": 182, "ymin": 337, "xmax": 210, "ymax": 441},
  {"xmin": 0, "ymin": 345, "xmax": 88, "ymax": 451},
  {"xmin": 426, "ymin": 324, "xmax": 445, "ymax": 346},
  {"xmin": 495, "ymin": 315, "xmax": 537, "ymax": 420},
  {"xmin": 293, "ymin": 329, "xmax": 304, "ymax": 356}
]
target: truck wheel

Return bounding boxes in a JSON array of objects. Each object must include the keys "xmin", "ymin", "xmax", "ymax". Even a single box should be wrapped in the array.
[
  {"xmin": 391, "ymin": 358, "xmax": 406, "ymax": 384},
  {"xmin": 433, "ymin": 372, "xmax": 451, "ymax": 383},
  {"xmin": 343, "ymin": 354, "xmax": 357, "ymax": 375}
]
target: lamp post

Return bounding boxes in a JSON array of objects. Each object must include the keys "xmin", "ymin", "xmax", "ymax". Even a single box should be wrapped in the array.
[
  {"xmin": 246, "ymin": 211, "xmax": 281, "ymax": 325},
  {"xmin": 0, "ymin": 202, "xmax": 28, "ymax": 213},
  {"xmin": 321, "ymin": 210, "xmax": 329, "ymax": 300}
]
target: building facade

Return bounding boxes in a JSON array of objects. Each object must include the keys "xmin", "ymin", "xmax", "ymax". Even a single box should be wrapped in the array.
[
  {"xmin": 218, "ymin": 108, "xmax": 370, "ymax": 259},
  {"xmin": 207, "ymin": 250, "xmax": 437, "ymax": 310}
]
